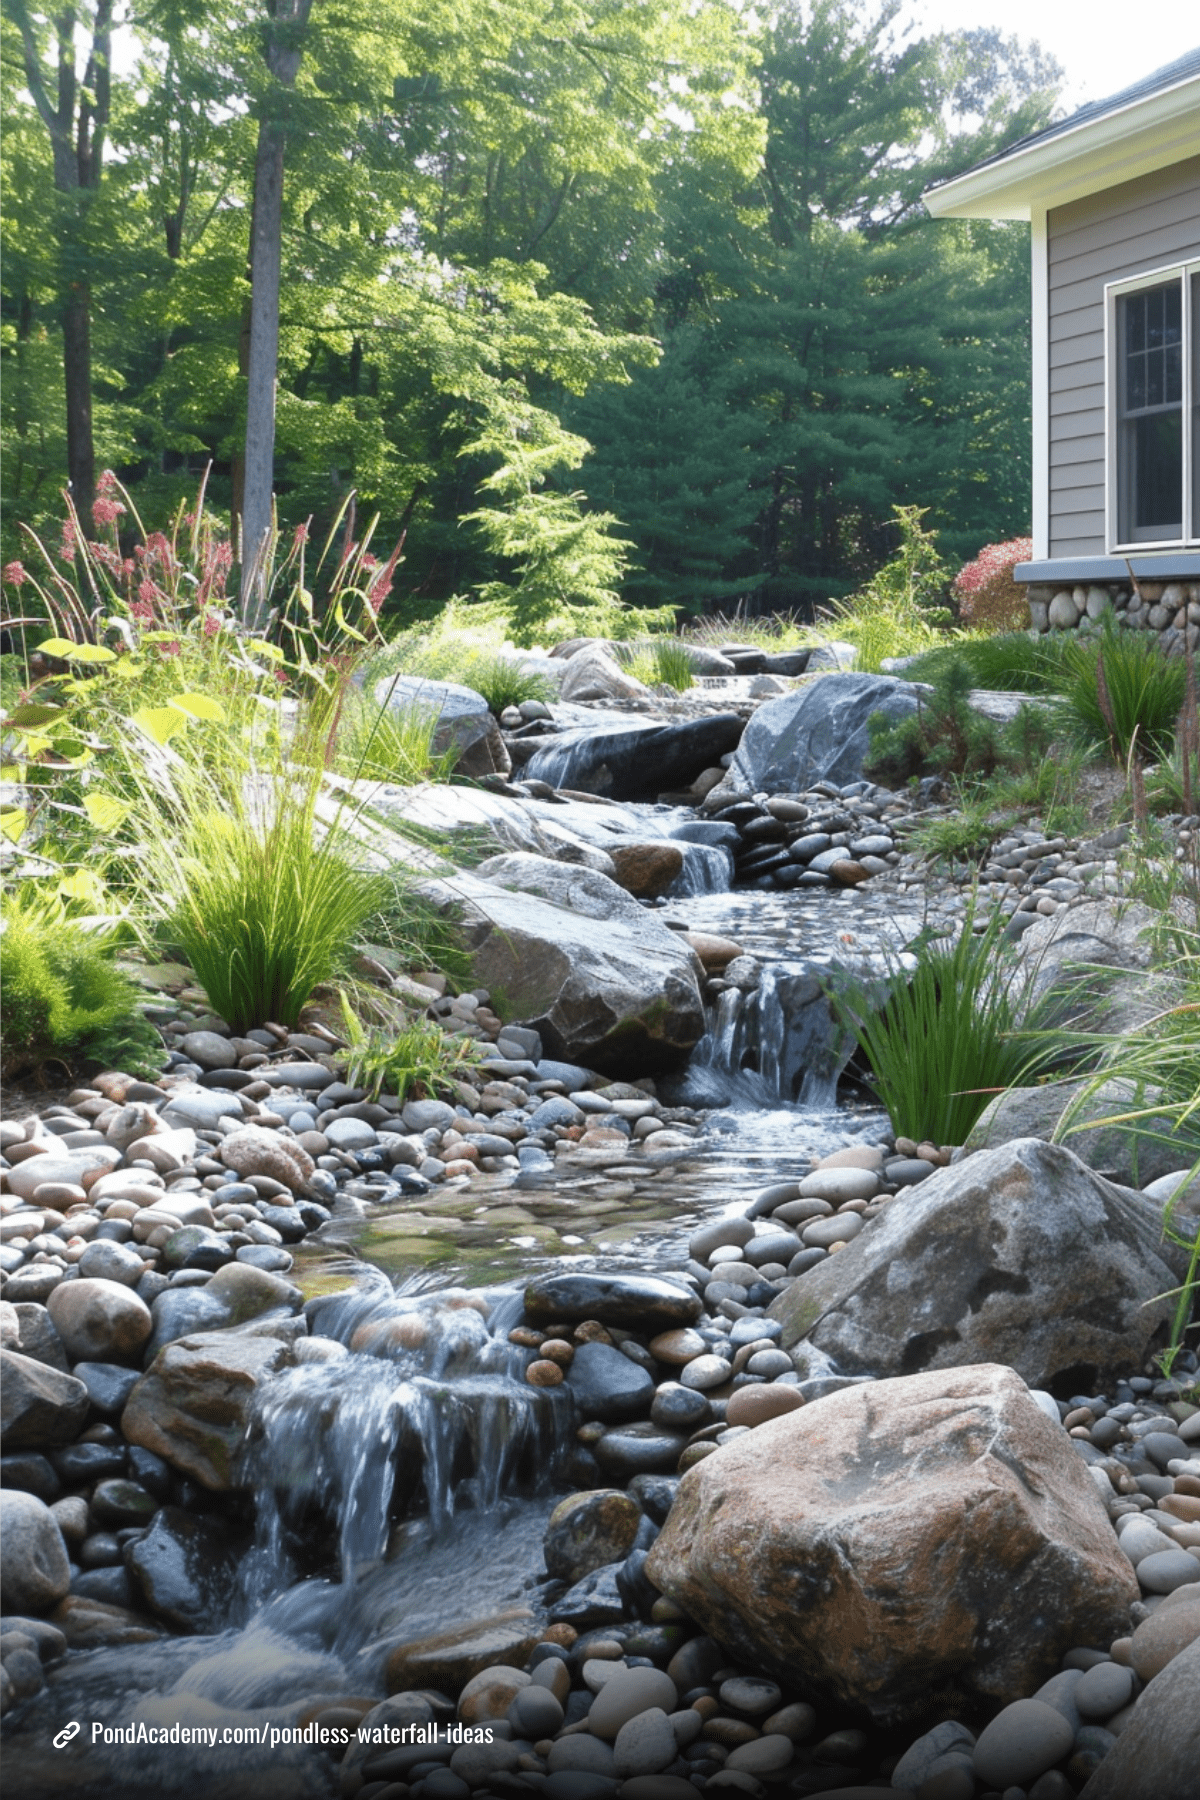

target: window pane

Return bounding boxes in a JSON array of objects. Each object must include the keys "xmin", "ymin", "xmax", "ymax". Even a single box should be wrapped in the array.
[
  {"xmin": 1147, "ymin": 288, "xmax": 1165, "ymax": 348},
  {"xmin": 1192, "ymin": 271, "xmax": 1199, "ymax": 537},
  {"xmin": 1134, "ymin": 412, "xmax": 1182, "ymax": 532},
  {"xmin": 1128, "ymin": 355, "xmax": 1146, "ymax": 410},
  {"xmin": 1127, "ymin": 293, "xmax": 1145, "ymax": 354},
  {"xmin": 1147, "ymin": 353, "xmax": 1164, "ymax": 408},
  {"xmin": 1165, "ymin": 281, "xmax": 1182, "ymax": 342},
  {"xmin": 1165, "ymin": 343, "xmax": 1182, "ymax": 404}
]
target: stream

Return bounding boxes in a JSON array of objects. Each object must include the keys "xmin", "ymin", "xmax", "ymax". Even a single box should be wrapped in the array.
[{"xmin": 4, "ymin": 832, "xmax": 913, "ymax": 1798}]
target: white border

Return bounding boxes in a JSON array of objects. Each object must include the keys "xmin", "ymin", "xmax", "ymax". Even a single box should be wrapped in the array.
[
  {"xmin": 1104, "ymin": 257, "xmax": 1200, "ymax": 552},
  {"xmin": 1031, "ymin": 208, "xmax": 1049, "ymax": 559}
]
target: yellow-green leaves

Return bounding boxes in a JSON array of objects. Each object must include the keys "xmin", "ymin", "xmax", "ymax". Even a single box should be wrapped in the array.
[
  {"xmin": 37, "ymin": 638, "xmax": 117, "ymax": 664},
  {"xmin": 167, "ymin": 692, "xmax": 226, "ymax": 723},
  {"xmin": 132, "ymin": 691, "xmax": 226, "ymax": 743},
  {"xmin": 83, "ymin": 793, "xmax": 134, "ymax": 831}
]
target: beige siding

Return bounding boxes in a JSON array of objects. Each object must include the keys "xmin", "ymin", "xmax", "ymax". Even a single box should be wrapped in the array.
[{"xmin": 1047, "ymin": 156, "xmax": 1200, "ymax": 557}]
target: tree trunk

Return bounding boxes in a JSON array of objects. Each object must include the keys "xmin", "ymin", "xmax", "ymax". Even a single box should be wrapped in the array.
[
  {"xmin": 62, "ymin": 281, "xmax": 95, "ymax": 524},
  {"xmin": 237, "ymin": 0, "xmax": 314, "ymax": 624}
]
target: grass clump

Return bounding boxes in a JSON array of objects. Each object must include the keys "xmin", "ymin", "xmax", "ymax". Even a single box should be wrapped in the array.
[
  {"xmin": 1, "ymin": 889, "xmax": 162, "ymax": 1080},
  {"xmin": 817, "ymin": 506, "xmax": 956, "ymax": 674},
  {"xmin": 833, "ymin": 901, "xmax": 1038, "ymax": 1144},
  {"xmin": 339, "ymin": 995, "xmax": 481, "ymax": 1103},
  {"xmin": 619, "ymin": 637, "xmax": 694, "ymax": 692},
  {"xmin": 904, "ymin": 632, "xmax": 1066, "ymax": 694},
  {"xmin": 1054, "ymin": 622, "xmax": 1187, "ymax": 765}
]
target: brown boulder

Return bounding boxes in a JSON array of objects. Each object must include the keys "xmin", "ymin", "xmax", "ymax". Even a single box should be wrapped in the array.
[
  {"xmin": 770, "ymin": 1139, "xmax": 1180, "ymax": 1391},
  {"xmin": 645, "ymin": 1363, "xmax": 1138, "ymax": 1725},
  {"xmin": 122, "ymin": 1330, "xmax": 294, "ymax": 1490},
  {"xmin": 607, "ymin": 843, "xmax": 685, "ymax": 899}
]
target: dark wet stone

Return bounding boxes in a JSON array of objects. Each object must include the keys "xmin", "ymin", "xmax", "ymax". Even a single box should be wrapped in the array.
[
  {"xmin": 525, "ymin": 1273, "xmax": 700, "ymax": 1332},
  {"xmin": 127, "ymin": 1446, "xmax": 172, "ymax": 1500},
  {"xmin": 0, "ymin": 1452, "xmax": 62, "ymax": 1502},
  {"xmin": 90, "ymin": 1478, "xmax": 158, "ymax": 1529},
  {"xmin": 73, "ymin": 1362, "xmax": 142, "ymax": 1416},
  {"xmin": 616, "ymin": 1546, "xmax": 660, "ymax": 1619},
  {"xmin": 255, "ymin": 1204, "xmax": 309, "ymax": 1243},
  {"xmin": 161, "ymin": 1226, "xmax": 233, "ymax": 1272},
  {"xmin": 595, "ymin": 1423, "xmax": 688, "ymax": 1478},
  {"xmin": 650, "ymin": 1383, "xmax": 710, "ymax": 1430},
  {"xmin": 51, "ymin": 1440, "xmax": 126, "ymax": 1484},
  {"xmin": 125, "ymin": 1506, "xmax": 238, "ymax": 1631},
  {"xmin": 567, "ymin": 1342, "xmax": 655, "ymax": 1424},
  {"xmin": 548, "ymin": 1561, "xmax": 628, "ymax": 1629},
  {"xmin": 627, "ymin": 1475, "xmax": 679, "ymax": 1524},
  {"xmin": 145, "ymin": 1286, "xmax": 230, "ymax": 1358},
  {"xmin": 70, "ymin": 1564, "xmax": 137, "ymax": 1610}
]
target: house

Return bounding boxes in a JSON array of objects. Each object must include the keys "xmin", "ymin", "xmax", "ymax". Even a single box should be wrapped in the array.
[{"xmin": 925, "ymin": 49, "xmax": 1200, "ymax": 638}]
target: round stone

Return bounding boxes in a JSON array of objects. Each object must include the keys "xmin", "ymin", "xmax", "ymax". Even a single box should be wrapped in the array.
[
  {"xmin": 1131, "ymin": 1590, "xmax": 1200, "ymax": 1678},
  {"xmin": 724, "ymin": 1384, "xmax": 804, "ymax": 1429},
  {"xmin": 801, "ymin": 1212, "xmax": 865, "ymax": 1248},
  {"xmin": 972, "ymin": 1699, "xmax": 1075, "ymax": 1789},
  {"xmin": 544, "ymin": 1490, "xmax": 642, "ymax": 1585},
  {"xmin": 650, "ymin": 1382, "xmax": 711, "ymax": 1429},
  {"xmin": 679, "ymin": 1354, "xmax": 732, "ymax": 1392},
  {"xmin": 746, "ymin": 1348, "xmax": 793, "ymax": 1378},
  {"xmin": 545, "ymin": 1733, "xmax": 617, "ymax": 1776},
  {"xmin": 0, "ymin": 1489, "xmax": 71, "ymax": 1612},
  {"xmin": 567, "ymin": 1340, "xmax": 655, "ymax": 1421},
  {"xmin": 648, "ymin": 1328, "xmax": 707, "ymax": 1366},
  {"xmin": 1141, "ymin": 1431, "xmax": 1190, "ymax": 1469},
  {"xmin": 47, "ymin": 1277, "xmax": 152, "ymax": 1363},
  {"xmin": 613, "ymin": 1706, "xmax": 677, "ymax": 1777},
  {"xmin": 798, "ymin": 1167, "xmax": 879, "ymax": 1204},
  {"xmin": 77, "ymin": 1239, "xmax": 146, "ymax": 1287},
  {"xmin": 720, "ymin": 1676, "xmax": 782, "ymax": 1716},
  {"xmin": 1074, "ymin": 1660, "xmax": 1134, "ymax": 1718},
  {"xmin": 594, "ymin": 1423, "xmax": 688, "ymax": 1478},
  {"xmin": 527, "ymin": 1358, "xmax": 565, "ymax": 1386},
  {"xmin": 508, "ymin": 1684, "xmax": 564, "ymax": 1738},
  {"xmin": 725, "ymin": 1732, "xmax": 794, "ymax": 1774},
  {"xmin": 179, "ymin": 1031, "xmax": 238, "ymax": 1069},
  {"xmin": 689, "ymin": 1215, "xmax": 754, "ymax": 1260},
  {"xmin": 457, "ymin": 1664, "xmax": 529, "ymax": 1725},
  {"xmin": 89, "ymin": 1478, "xmax": 158, "ymax": 1529},
  {"xmin": 323, "ymin": 1117, "xmax": 379, "ymax": 1151},
  {"xmin": 1137, "ymin": 1549, "xmax": 1200, "ymax": 1594},
  {"xmin": 588, "ymin": 1666, "xmax": 678, "ymax": 1741}
]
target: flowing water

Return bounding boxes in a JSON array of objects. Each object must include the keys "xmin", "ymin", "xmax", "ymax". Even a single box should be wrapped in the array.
[{"xmin": 4, "ymin": 820, "xmax": 919, "ymax": 1798}]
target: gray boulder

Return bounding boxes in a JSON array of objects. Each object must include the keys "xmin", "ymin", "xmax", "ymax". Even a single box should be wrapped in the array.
[
  {"xmin": 557, "ymin": 645, "xmax": 651, "ymax": 703},
  {"xmin": 770, "ymin": 1138, "xmax": 1181, "ymax": 1391},
  {"xmin": 442, "ymin": 861, "xmax": 705, "ymax": 1074},
  {"xmin": 523, "ymin": 715, "xmax": 744, "ymax": 801},
  {"xmin": 374, "ymin": 672, "xmax": 510, "ymax": 778},
  {"xmin": 0, "ymin": 1490, "xmax": 71, "ymax": 1612},
  {"xmin": 724, "ymin": 673, "xmax": 919, "ymax": 793}
]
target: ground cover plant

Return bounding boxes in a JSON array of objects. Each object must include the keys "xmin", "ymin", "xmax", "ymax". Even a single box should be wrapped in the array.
[{"xmin": 617, "ymin": 637, "xmax": 695, "ymax": 692}]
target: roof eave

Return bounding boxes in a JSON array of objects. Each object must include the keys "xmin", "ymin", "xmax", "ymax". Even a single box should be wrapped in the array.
[{"xmin": 923, "ymin": 72, "xmax": 1200, "ymax": 221}]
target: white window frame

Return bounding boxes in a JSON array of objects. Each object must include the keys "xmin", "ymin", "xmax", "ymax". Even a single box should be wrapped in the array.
[{"xmin": 1104, "ymin": 257, "xmax": 1200, "ymax": 552}]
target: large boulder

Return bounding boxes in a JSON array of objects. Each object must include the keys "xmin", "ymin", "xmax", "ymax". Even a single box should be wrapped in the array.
[
  {"xmin": 374, "ymin": 673, "xmax": 510, "ymax": 778},
  {"xmin": 645, "ymin": 1363, "xmax": 1139, "ymax": 1724},
  {"xmin": 1078, "ymin": 1636, "xmax": 1200, "ymax": 1800},
  {"xmin": 557, "ymin": 645, "xmax": 651, "ymax": 704},
  {"xmin": 444, "ymin": 862, "xmax": 705, "ymax": 1074},
  {"xmin": 0, "ymin": 1489, "xmax": 72, "ymax": 1613},
  {"xmin": 769, "ymin": 1139, "xmax": 1180, "ymax": 1391},
  {"xmin": 121, "ymin": 1330, "xmax": 295, "ymax": 1491},
  {"xmin": 722, "ymin": 673, "xmax": 919, "ymax": 794},
  {"xmin": 523, "ymin": 715, "xmax": 744, "ymax": 801}
]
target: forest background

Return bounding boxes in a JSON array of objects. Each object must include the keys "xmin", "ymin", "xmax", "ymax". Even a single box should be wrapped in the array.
[{"xmin": 1, "ymin": 0, "xmax": 1063, "ymax": 627}]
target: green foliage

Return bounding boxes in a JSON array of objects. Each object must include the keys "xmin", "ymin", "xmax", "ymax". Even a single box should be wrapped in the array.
[
  {"xmin": 333, "ymin": 693, "xmax": 457, "ymax": 787},
  {"xmin": 0, "ymin": 889, "xmax": 162, "ymax": 1080},
  {"xmin": 819, "ymin": 509, "xmax": 954, "ymax": 671},
  {"xmin": 911, "ymin": 800, "xmax": 1002, "ymax": 867},
  {"xmin": 833, "ymin": 902, "xmax": 1039, "ymax": 1143},
  {"xmin": 904, "ymin": 632, "xmax": 1065, "ymax": 694},
  {"xmin": 1053, "ymin": 624, "xmax": 1188, "ymax": 766},
  {"xmin": 619, "ymin": 638, "xmax": 695, "ymax": 692},
  {"xmin": 338, "ymin": 993, "xmax": 481, "ymax": 1104},
  {"xmin": 867, "ymin": 661, "xmax": 1002, "ymax": 785}
]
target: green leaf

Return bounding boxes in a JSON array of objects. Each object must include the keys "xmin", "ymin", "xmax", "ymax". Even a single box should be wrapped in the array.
[
  {"xmin": 0, "ymin": 807, "xmax": 28, "ymax": 842},
  {"xmin": 37, "ymin": 638, "xmax": 116, "ymax": 663},
  {"xmin": 6, "ymin": 702, "xmax": 64, "ymax": 729},
  {"xmin": 243, "ymin": 639, "xmax": 287, "ymax": 662},
  {"xmin": 83, "ymin": 793, "xmax": 134, "ymax": 830},
  {"xmin": 167, "ymin": 692, "xmax": 226, "ymax": 723},
  {"xmin": 132, "ymin": 705, "xmax": 189, "ymax": 745},
  {"xmin": 58, "ymin": 868, "xmax": 107, "ymax": 904}
]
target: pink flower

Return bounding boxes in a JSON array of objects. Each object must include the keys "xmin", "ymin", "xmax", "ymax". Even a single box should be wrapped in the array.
[
  {"xmin": 59, "ymin": 518, "xmax": 78, "ymax": 563},
  {"xmin": 159, "ymin": 640, "xmax": 181, "ymax": 656},
  {"xmin": 97, "ymin": 469, "xmax": 119, "ymax": 496},
  {"xmin": 202, "ymin": 612, "xmax": 221, "ymax": 637},
  {"xmin": 93, "ymin": 496, "xmax": 125, "ymax": 528},
  {"xmin": 129, "ymin": 600, "xmax": 154, "ymax": 624},
  {"xmin": 2, "ymin": 560, "xmax": 27, "ymax": 587},
  {"xmin": 137, "ymin": 579, "xmax": 160, "ymax": 608},
  {"xmin": 292, "ymin": 522, "xmax": 310, "ymax": 550}
]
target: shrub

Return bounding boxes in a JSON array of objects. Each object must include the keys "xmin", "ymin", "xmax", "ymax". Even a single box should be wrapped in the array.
[
  {"xmin": 866, "ymin": 661, "xmax": 1004, "ymax": 785},
  {"xmin": 818, "ymin": 506, "xmax": 954, "ymax": 673},
  {"xmin": 952, "ymin": 538, "xmax": 1033, "ymax": 631},
  {"xmin": 1054, "ymin": 622, "xmax": 1187, "ymax": 765},
  {"xmin": 620, "ymin": 637, "xmax": 694, "ymax": 691},
  {"xmin": 1, "ymin": 891, "xmax": 161, "ymax": 1080},
  {"xmin": 832, "ymin": 903, "xmax": 1039, "ymax": 1143}
]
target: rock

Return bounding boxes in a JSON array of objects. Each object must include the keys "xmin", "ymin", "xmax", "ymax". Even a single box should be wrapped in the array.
[
  {"xmin": 972, "ymin": 1698, "xmax": 1075, "ymax": 1789},
  {"xmin": 1075, "ymin": 1661, "xmax": 1134, "ymax": 1718},
  {"xmin": 125, "ymin": 1507, "xmax": 238, "ymax": 1630},
  {"xmin": 457, "ymin": 1663, "xmax": 531, "ymax": 1723},
  {"xmin": 0, "ymin": 1351, "xmax": 89, "ymax": 1449},
  {"xmin": 1130, "ymin": 1588, "xmax": 1200, "ymax": 1678},
  {"xmin": 558, "ymin": 645, "xmax": 652, "ymax": 704},
  {"xmin": 613, "ymin": 1706, "xmax": 677, "ymax": 1776},
  {"xmin": 77, "ymin": 1239, "xmax": 147, "ymax": 1286},
  {"xmin": 219, "ymin": 1126, "xmax": 315, "ymax": 1191},
  {"xmin": 144, "ymin": 1286, "xmax": 232, "ymax": 1358},
  {"xmin": 5, "ymin": 1149, "xmax": 119, "ymax": 1201},
  {"xmin": 447, "ymin": 862, "xmax": 704, "ymax": 1074},
  {"xmin": 375, "ymin": 672, "xmax": 511, "ymax": 777},
  {"xmin": 770, "ymin": 1140, "xmax": 1181, "ymax": 1391},
  {"xmin": 203, "ymin": 1259, "xmax": 301, "ymax": 1325},
  {"xmin": 122, "ymin": 1330, "xmax": 295, "ymax": 1490},
  {"xmin": 588, "ymin": 1665, "xmax": 678, "ymax": 1739},
  {"xmin": 385, "ymin": 1613, "xmax": 542, "ymax": 1698},
  {"xmin": 160, "ymin": 1225, "xmax": 234, "ymax": 1272},
  {"xmin": 47, "ymin": 1279, "xmax": 152, "ymax": 1365},
  {"xmin": 524, "ymin": 716, "xmax": 744, "ymax": 802},
  {"xmin": 509, "ymin": 1684, "xmax": 564, "ymax": 1737},
  {"xmin": 892, "ymin": 1721, "xmax": 976, "ymax": 1789},
  {"xmin": 650, "ymin": 1383, "xmax": 710, "ymax": 1429},
  {"xmin": 525, "ymin": 1273, "xmax": 701, "ymax": 1332},
  {"xmin": 0, "ymin": 1490, "xmax": 71, "ymax": 1612},
  {"xmin": 544, "ymin": 1490, "xmax": 643, "ymax": 1584},
  {"xmin": 645, "ymin": 1363, "xmax": 1139, "ymax": 1724},
  {"xmin": 726, "ymin": 1734, "xmax": 794, "ymax": 1774},
  {"xmin": 1077, "ymin": 1637, "xmax": 1200, "ymax": 1800},
  {"xmin": 607, "ymin": 843, "xmax": 685, "ymax": 899},
  {"xmin": 724, "ymin": 1384, "xmax": 804, "ymax": 1428},
  {"xmin": 567, "ymin": 1342, "xmax": 655, "ymax": 1423},
  {"xmin": 179, "ymin": 1031, "xmax": 238, "ymax": 1070},
  {"xmin": 724, "ymin": 674, "xmax": 920, "ymax": 794},
  {"xmin": 594, "ymin": 1422, "xmax": 688, "ymax": 1476}
]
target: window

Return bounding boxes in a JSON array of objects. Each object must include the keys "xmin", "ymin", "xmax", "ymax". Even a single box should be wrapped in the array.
[{"xmin": 1107, "ymin": 262, "xmax": 1200, "ymax": 548}]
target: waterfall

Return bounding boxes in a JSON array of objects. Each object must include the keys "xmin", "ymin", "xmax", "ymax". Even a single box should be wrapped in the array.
[{"xmin": 692, "ymin": 964, "xmax": 866, "ymax": 1108}]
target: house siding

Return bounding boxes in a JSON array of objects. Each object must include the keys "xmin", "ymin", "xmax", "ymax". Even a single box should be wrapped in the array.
[{"xmin": 1047, "ymin": 155, "xmax": 1200, "ymax": 558}]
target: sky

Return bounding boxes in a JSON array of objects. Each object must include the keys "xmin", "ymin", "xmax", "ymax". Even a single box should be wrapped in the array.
[{"xmin": 899, "ymin": 0, "xmax": 1199, "ymax": 109}]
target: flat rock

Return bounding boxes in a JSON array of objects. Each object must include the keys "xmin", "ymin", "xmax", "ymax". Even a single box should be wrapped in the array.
[
  {"xmin": 525, "ymin": 1273, "xmax": 700, "ymax": 1332},
  {"xmin": 646, "ymin": 1363, "xmax": 1139, "ymax": 1724},
  {"xmin": 770, "ymin": 1139, "xmax": 1181, "ymax": 1391}
]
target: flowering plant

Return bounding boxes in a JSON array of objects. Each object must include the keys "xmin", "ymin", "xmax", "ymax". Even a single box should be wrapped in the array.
[{"xmin": 952, "ymin": 538, "xmax": 1032, "ymax": 632}]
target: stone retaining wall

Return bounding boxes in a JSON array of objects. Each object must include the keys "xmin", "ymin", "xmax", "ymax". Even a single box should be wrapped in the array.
[{"xmin": 1023, "ymin": 580, "xmax": 1200, "ymax": 655}]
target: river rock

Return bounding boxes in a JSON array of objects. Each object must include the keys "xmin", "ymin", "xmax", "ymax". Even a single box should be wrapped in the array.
[
  {"xmin": 524, "ymin": 715, "xmax": 743, "ymax": 801},
  {"xmin": 588, "ymin": 1665, "xmax": 678, "ymax": 1739},
  {"xmin": 375, "ymin": 672, "xmax": 511, "ymax": 778},
  {"xmin": 125, "ymin": 1506, "xmax": 239, "ymax": 1630},
  {"xmin": 594, "ymin": 1422, "xmax": 688, "ymax": 1476},
  {"xmin": 385, "ymin": 1612, "xmax": 542, "ymax": 1699},
  {"xmin": 1130, "ymin": 1587, "xmax": 1200, "ymax": 1678},
  {"xmin": 725, "ymin": 1384, "xmax": 804, "ymax": 1428},
  {"xmin": 1077, "ymin": 1637, "xmax": 1200, "ymax": 1800},
  {"xmin": 160, "ymin": 1088, "xmax": 245, "ymax": 1131},
  {"xmin": 544, "ymin": 1489, "xmax": 643, "ymax": 1583},
  {"xmin": 972, "ymin": 1698, "xmax": 1075, "ymax": 1789},
  {"xmin": 613, "ymin": 1705, "xmax": 677, "ymax": 1776},
  {"xmin": 0, "ymin": 1351, "xmax": 89, "ymax": 1449},
  {"xmin": 607, "ymin": 843, "xmax": 685, "ymax": 899},
  {"xmin": 77, "ymin": 1239, "xmax": 147, "ymax": 1286},
  {"xmin": 723, "ymin": 673, "xmax": 920, "ymax": 794},
  {"xmin": 525, "ymin": 1273, "xmax": 701, "ymax": 1332},
  {"xmin": 47, "ymin": 1278, "xmax": 152, "ymax": 1365},
  {"xmin": 567, "ymin": 1342, "xmax": 655, "ymax": 1423},
  {"xmin": 219, "ymin": 1126, "xmax": 315, "ymax": 1191},
  {"xmin": 122, "ymin": 1330, "xmax": 295, "ymax": 1490},
  {"xmin": 0, "ymin": 1490, "xmax": 71, "ymax": 1612},
  {"xmin": 6, "ymin": 1149, "xmax": 119, "ymax": 1200},
  {"xmin": 645, "ymin": 1363, "xmax": 1139, "ymax": 1724},
  {"xmin": 770, "ymin": 1139, "xmax": 1180, "ymax": 1391}
]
